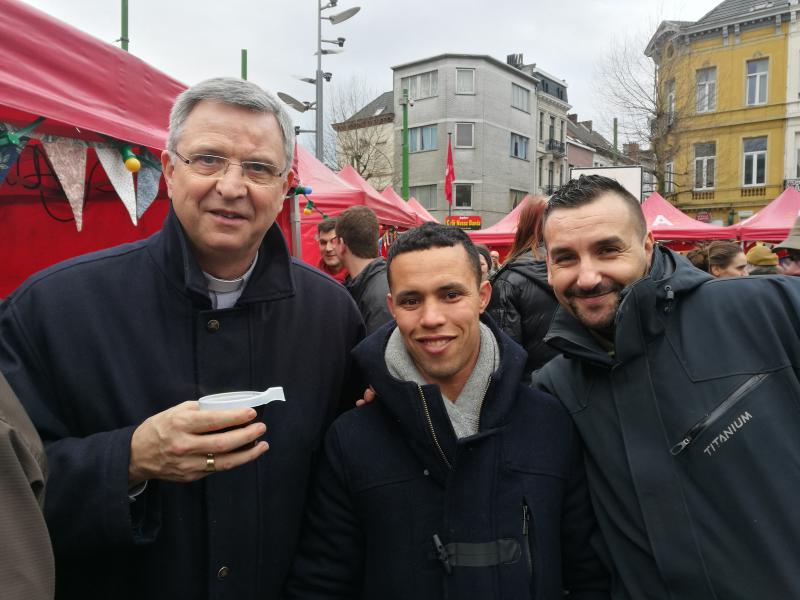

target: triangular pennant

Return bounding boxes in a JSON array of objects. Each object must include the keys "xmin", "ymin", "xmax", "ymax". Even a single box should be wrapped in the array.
[
  {"xmin": 135, "ymin": 149, "xmax": 162, "ymax": 218},
  {"xmin": 42, "ymin": 137, "xmax": 87, "ymax": 231},
  {"xmin": 95, "ymin": 145, "xmax": 137, "ymax": 225}
]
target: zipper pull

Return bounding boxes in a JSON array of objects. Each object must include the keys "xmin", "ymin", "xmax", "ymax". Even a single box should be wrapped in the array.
[
  {"xmin": 670, "ymin": 436, "xmax": 692, "ymax": 456},
  {"xmin": 432, "ymin": 533, "xmax": 452, "ymax": 575},
  {"xmin": 663, "ymin": 285, "xmax": 675, "ymax": 313},
  {"xmin": 522, "ymin": 501, "xmax": 530, "ymax": 536}
]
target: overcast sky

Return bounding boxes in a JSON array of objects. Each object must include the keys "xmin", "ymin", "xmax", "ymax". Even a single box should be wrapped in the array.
[{"xmin": 21, "ymin": 0, "xmax": 721, "ymax": 146}]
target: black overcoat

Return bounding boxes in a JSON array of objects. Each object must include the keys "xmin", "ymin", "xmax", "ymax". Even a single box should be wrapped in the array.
[{"xmin": 0, "ymin": 210, "xmax": 364, "ymax": 600}]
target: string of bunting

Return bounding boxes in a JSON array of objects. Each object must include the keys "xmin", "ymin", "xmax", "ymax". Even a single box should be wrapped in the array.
[{"xmin": 0, "ymin": 118, "xmax": 162, "ymax": 231}]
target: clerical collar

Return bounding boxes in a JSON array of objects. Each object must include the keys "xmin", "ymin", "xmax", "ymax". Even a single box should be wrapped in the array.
[{"xmin": 203, "ymin": 252, "xmax": 258, "ymax": 293}]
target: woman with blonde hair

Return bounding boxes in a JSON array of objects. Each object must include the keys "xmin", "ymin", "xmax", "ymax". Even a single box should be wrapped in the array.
[{"xmin": 488, "ymin": 196, "xmax": 559, "ymax": 374}]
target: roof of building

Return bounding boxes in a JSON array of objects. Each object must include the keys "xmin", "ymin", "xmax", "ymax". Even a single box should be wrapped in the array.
[
  {"xmin": 391, "ymin": 53, "xmax": 540, "ymax": 85},
  {"xmin": 693, "ymin": 0, "xmax": 790, "ymax": 28},
  {"xmin": 566, "ymin": 118, "xmax": 635, "ymax": 164},
  {"xmin": 331, "ymin": 90, "xmax": 394, "ymax": 131}
]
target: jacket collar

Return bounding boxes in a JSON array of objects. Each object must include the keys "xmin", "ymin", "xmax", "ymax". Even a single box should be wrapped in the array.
[
  {"xmin": 352, "ymin": 315, "xmax": 528, "ymax": 476},
  {"xmin": 147, "ymin": 207, "xmax": 296, "ymax": 305},
  {"xmin": 544, "ymin": 245, "xmax": 713, "ymax": 367}
]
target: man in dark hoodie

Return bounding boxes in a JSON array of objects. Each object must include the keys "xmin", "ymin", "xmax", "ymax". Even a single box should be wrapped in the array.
[
  {"xmin": 286, "ymin": 223, "xmax": 609, "ymax": 599},
  {"xmin": 334, "ymin": 205, "xmax": 393, "ymax": 334},
  {"xmin": 535, "ymin": 175, "xmax": 800, "ymax": 599}
]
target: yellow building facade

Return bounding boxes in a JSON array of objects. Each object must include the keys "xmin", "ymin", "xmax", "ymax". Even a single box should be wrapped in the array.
[{"xmin": 648, "ymin": 2, "xmax": 795, "ymax": 224}]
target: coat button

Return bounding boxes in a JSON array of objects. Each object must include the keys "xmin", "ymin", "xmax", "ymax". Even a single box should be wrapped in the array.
[
  {"xmin": 423, "ymin": 469, "xmax": 430, "ymax": 476},
  {"xmin": 217, "ymin": 566, "xmax": 229, "ymax": 580},
  {"xmin": 207, "ymin": 319, "xmax": 220, "ymax": 332}
]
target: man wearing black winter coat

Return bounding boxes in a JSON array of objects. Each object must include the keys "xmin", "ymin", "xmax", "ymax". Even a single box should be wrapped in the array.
[
  {"xmin": 0, "ymin": 78, "xmax": 364, "ymax": 600},
  {"xmin": 286, "ymin": 223, "xmax": 609, "ymax": 599},
  {"xmin": 535, "ymin": 175, "xmax": 800, "ymax": 599}
]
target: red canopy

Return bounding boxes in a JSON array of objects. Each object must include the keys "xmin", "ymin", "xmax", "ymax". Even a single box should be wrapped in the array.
[
  {"xmin": 467, "ymin": 196, "xmax": 533, "ymax": 247},
  {"xmin": 0, "ymin": 0, "xmax": 188, "ymax": 297},
  {"xmin": 736, "ymin": 187, "xmax": 800, "ymax": 241},
  {"xmin": 337, "ymin": 166, "xmax": 418, "ymax": 229},
  {"xmin": 0, "ymin": 0, "xmax": 184, "ymax": 148},
  {"xmin": 641, "ymin": 192, "xmax": 734, "ymax": 241},
  {"xmin": 407, "ymin": 198, "xmax": 439, "ymax": 223}
]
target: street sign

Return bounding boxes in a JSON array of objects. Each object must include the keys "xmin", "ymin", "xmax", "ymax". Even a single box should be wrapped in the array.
[
  {"xmin": 445, "ymin": 215, "xmax": 482, "ymax": 230},
  {"xmin": 696, "ymin": 211, "xmax": 711, "ymax": 222}
]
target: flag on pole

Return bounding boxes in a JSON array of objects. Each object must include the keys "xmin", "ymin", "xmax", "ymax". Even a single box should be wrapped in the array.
[{"xmin": 444, "ymin": 135, "xmax": 455, "ymax": 205}]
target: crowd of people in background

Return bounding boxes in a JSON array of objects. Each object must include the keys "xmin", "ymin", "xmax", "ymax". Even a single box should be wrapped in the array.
[{"xmin": 3, "ymin": 76, "xmax": 800, "ymax": 600}]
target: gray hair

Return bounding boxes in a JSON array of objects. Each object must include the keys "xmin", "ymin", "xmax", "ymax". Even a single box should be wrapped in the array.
[{"xmin": 166, "ymin": 77, "xmax": 295, "ymax": 175}]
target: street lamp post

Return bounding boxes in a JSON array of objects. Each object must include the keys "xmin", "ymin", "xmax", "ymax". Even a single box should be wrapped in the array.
[{"xmin": 279, "ymin": 2, "xmax": 360, "ymax": 161}]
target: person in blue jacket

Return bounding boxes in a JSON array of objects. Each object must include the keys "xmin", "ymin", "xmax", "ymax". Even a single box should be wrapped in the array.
[
  {"xmin": 0, "ymin": 77, "xmax": 363, "ymax": 600},
  {"xmin": 286, "ymin": 223, "xmax": 609, "ymax": 599}
]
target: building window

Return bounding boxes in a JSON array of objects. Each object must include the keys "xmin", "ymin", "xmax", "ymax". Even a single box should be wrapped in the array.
[
  {"xmin": 666, "ymin": 80, "xmax": 676, "ymax": 124},
  {"xmin": 400, "ymin": 70, "xmax": 438, "ymax": 100},
  {"xmin": 746, "ymin": 59, "xmax": 768, "ymax": 105},
  {"xmin": 548, "ymin": 161, "xmax": 554, "ymax": 187},
  {"xmin": 796, "ymin": 148, "xmax": 800, "ymax": 178},
  {"xmin": 665, "ymin": 162, "xmax": 675, "ymax": 193},
  {"xmin": 694, "ymin": 142, "xmax": 716, "ymax": 189},
  {"xmin": 696, "ymin": 67, "xmax": 717, "ymax": 112},
  {"xmin": 558, "ymin": 165, "xmax": 563, "ymax": 185},
  {"xmin": 539, "ymin": 112, "xmax": 544, "ymax": 141},
  {"xmin": 409, "ymin": 124, "xmax": 437, "ymax": 152},
  {"xmin": 511, "ymin": 83, "xmax": 530, "ymax": 112},
  {"xmin": 549, "ymin": 116, "xmax": 556, "ymax": 140},
  {"xmin": 743, "ymin": 137, "xmax": 767, "ymax": 186},
  {"xmin": 538, "ymin": 157, "xmax": 544, "ymax": 186},
  {"xmin": 560, "ymin": 120, "xmax": 565, "ymax": 142},
  {"xmin": 455, "ymin": 123, "xmax": 474, "ymax": 148},
  {"xmin": 510, "ymin": 133, "xmax": 529, "ymax": 159},
  {"xmin": 409, "ymin": 184, "xmax": 437, "ymax": 210},
  {"xmin": 510, "ymin": 189, "xmax": 527, "ymax": 209},
  {"xmin": 454, "ymin": 183, "xmax": 472, "ymax": 208},
  {"xmin": 456, "ymin": 68, "xmax": 475, "ymax": 94}
]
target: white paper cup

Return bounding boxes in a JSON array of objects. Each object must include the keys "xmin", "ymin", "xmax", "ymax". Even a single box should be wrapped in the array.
[{"xmin": 198, "ymin": 387, "xmax": 285, "ymax": 411}]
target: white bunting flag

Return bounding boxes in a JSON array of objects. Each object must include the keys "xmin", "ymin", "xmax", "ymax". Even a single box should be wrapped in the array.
[
  {"xmin": 95, "ymin": 145, "xmax": 137, "ymax": 225},
  {"xmin": 41, "ymin": 137, "xmax": 87, "ymax": 231}
]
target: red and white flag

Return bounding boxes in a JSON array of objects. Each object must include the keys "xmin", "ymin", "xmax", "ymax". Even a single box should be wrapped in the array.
[{"xmin": 444, "ymin": 136, "xmax": 455, "ymax": 205}]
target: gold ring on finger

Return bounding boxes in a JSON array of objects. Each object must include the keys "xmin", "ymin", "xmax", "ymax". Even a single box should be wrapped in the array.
[{"xmin": 205, "ymin": 453, "xmax": 216, "ymax": 473}]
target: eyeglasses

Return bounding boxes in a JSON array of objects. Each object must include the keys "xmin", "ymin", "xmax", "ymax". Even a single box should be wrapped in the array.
[
  {"xmin": 173, "ymin": 151, "xmax": 286, "ymax": 187},
  {"xmin": 779, "ymin": 253, "xmax": 800, "ymax": 265}
]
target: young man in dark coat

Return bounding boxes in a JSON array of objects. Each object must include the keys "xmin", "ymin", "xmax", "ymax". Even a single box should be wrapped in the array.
[
  {"xmin": 286, "ymin": 223, "xmax": 609, "ymax": 599},
  {"xmin": 0, "ymin": 78, "xmax": 363, "ymax": 600},
  {"xmin": 535, "ymin": 174, "xmax": 800, "ymax": 599},
  {"xmin": 334, "ymin": 205, "xmax": 393, "ymax": 334}
]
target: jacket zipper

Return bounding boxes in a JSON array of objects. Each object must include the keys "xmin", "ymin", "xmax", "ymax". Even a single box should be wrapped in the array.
[
  {"xmin": 475, "ymin": 375, "xmax": 492, "ymax": 434},
  {"xmin": 418, "ymin": 385, "xmax": 452, "ymax": 469},
  {"xmin": 521, "ymin": 498, "xmax": 533, "ymax": 579},
  {"xmin": 670, "ymin": 373, "xmax": 769, "ymax": 456}
]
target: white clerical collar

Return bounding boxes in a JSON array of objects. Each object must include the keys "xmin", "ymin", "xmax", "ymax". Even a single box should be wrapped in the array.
[{"xmin": 203, "ymin": 253, "xmax": 258, "ymax": 308}]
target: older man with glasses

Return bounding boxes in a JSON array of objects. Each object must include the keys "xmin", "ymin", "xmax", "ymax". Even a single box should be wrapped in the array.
[{"xmin": 0, "ymin": 78, "xmax": 364, "ymax": 600}]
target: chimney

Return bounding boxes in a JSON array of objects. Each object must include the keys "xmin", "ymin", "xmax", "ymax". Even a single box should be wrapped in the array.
[
  {"xmin": 623, "ymin": 142, "xmax": 640, "ymax": 159},
  {"xmin": 579, "ymin": 120, "xmax": 592, "ymax": 132},
  {"xmin": 506, "ymin": 53, "xmax": 524, "ymax": 69},
  {"xmin": 567, "ymin": 113, "xmax": 578, "ymax": 124}
]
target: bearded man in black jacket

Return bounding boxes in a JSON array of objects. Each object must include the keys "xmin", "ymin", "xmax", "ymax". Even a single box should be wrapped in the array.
[
  {"xmin": 286, "ymin": 223, "xmax": 609, "ymax": 599},
  {"xmin": 535, "ymin": 174, "xmax": 800, "ymax": 599}
]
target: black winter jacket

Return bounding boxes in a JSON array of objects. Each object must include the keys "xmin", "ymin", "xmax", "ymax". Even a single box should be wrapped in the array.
[
  {"xmin": 345, "ymin": 257, "xmax": 392, "ymax": 335},
  {"xmin": 286, "ymin": 318, "xmax": 609, "ymax": 600},
  {"xmin": 488, "ymin": 252, "xmax": 559, "ymax": 375},
  {"xmin": 535, "ymin": 245, "xmax": 800, "ymax": 599},
  {"xmin": 0, "ymin": 210, "xmax": 364, "ymax": 600}
]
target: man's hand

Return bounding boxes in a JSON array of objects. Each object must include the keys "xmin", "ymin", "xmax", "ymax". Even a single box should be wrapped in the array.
[
  {"xmin": 128, "ymin": 401, "xmax": 269, "ymax": 486},
  {"xmin": 355, "ymin": 386, "xmax": 376, "ymax": 407}
]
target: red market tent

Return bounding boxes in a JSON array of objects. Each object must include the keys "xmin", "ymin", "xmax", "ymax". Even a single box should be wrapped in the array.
[
  {"xmin": 641, "ymin": 192, "xmax": 734, "ymax": 241},
  {"xmin": 407, "ymin": 198, "xmax": 439, "ymax": 223},
  {"xmin": 466, "ymin": 196, "xmax": 533, "ymax": 248},
  {"xmin": 736, "ymin": 187, "xmax": 800, "ymax": 241},
  {"xmin": 0, "ymin": 0, "xmax": 187, "ymax": 296},
  {"xmin": 337, "ymin": 166, "xmax": 418, "ymax": 229}
]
